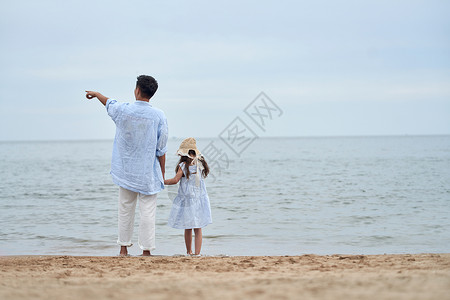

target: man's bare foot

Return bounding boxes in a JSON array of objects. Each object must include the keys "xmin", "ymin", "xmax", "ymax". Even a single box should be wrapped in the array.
[
  {"xmin": 142, "ymin": 250, "xmax": 151, "ymax": 256},
  {"xmin": 119, "ymin": 246, "xmax": 128, "ymax": 256}
]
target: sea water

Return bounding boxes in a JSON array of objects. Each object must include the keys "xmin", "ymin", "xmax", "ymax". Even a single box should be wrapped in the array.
[{"xmin": 0, "ymin": 136, "xmax": 449, "ymax": 256}]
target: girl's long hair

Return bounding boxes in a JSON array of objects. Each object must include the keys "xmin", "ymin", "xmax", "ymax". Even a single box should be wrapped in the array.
[{"xmin": 175, "ymin": 150, "xmax": 210, "ymax": 179}]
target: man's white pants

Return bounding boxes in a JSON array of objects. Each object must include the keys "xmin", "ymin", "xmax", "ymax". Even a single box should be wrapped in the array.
[{"xmin": 117, "ymin": 187, "xmax": 158, "ymax": 251}]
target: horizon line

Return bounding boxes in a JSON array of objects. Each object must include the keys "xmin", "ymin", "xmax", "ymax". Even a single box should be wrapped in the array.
[{"xmin": 0, "ymin": 133, "xmax": 449, "ymax": 143}]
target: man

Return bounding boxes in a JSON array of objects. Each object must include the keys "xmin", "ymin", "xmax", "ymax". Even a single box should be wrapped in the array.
[{"xmin": 86, "ymin": 75, "xmax": 168, "ymax": 256}]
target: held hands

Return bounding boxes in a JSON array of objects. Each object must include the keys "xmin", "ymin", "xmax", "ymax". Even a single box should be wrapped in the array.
[{"xmin": 164, "ymin": 168, "xmax": 183, "ymax": 185}]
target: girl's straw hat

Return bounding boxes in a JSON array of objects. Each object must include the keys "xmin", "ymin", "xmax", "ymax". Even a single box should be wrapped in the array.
[
  {"xmin": 176, "ymin": 137, "xmax": 202, "ymax": 158},
  {"xmin": 177, "ymin": 137, "xmax": 204, "ymax": 186}
]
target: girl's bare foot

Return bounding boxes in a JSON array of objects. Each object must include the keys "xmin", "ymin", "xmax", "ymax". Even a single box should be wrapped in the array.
[{"xmin": 142, "ymin": 250, "xmax": 151, "ymax": 256}]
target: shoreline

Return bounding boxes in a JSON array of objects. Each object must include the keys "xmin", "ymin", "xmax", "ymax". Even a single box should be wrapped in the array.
[
  {"xmin": 0, "ymin": 252, "xmax": 449, "ymax": 257},
  {"xmin": 2, "ymin": 253, "xmax": 449, "ymax": 300}
]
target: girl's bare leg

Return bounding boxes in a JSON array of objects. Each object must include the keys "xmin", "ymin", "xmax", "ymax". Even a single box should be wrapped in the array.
[
  {"xmin": 194, "ymin": 228, "xmax": 202, "ymax": 255},
  {"xmin": 185, "ymin": 229, "xmax": 193, "ymax": 255}
]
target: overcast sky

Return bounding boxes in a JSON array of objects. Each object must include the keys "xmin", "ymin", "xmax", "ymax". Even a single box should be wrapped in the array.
[{"xmin": 0, "ymin": 0, "xmax": 449, "ymax": 141}]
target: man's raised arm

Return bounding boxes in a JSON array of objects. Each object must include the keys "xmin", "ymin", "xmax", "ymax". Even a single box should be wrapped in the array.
[{"xmin": 85, "ymin": 91, "xmax": 109, "ymax": 106}]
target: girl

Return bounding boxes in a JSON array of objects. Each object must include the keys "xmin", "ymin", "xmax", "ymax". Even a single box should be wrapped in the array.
[{"xmin": 164, "ymin": 138, "xmax": 212, "ymax": 256}]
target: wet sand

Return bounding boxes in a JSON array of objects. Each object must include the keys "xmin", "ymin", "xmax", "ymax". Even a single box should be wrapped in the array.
[{"xmin": 1, "ymin": 254, "xmax": 449, "ymax": 300}]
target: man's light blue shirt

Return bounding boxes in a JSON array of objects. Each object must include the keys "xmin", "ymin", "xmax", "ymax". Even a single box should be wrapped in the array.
[{"xmin": 106, "ymin": 99, "xmax": 168, "ymax": 195}]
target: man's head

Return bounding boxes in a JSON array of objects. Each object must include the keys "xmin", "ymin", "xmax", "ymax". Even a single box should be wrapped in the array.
[{"xmin": 135, "ymin": 75, "xmax": 158, "ymax": 100}]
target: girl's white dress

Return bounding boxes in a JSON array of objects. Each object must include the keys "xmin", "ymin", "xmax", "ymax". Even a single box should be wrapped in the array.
[{"xmin": 168, "ymin": 162, "xmax": 212, "ymax": 229}]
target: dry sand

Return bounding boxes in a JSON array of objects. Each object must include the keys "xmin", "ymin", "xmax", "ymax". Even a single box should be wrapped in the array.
[{"xmin": 1, "ymin": 254, "xmax": 449, "ymax": 300}]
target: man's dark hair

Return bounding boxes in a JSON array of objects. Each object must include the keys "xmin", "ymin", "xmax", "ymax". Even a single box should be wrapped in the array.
[{"xmin": 136, "ymin": 75, "xmax": 158, "ymax": 99}]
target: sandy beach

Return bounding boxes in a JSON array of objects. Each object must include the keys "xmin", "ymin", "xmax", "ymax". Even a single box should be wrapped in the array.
[{"xmin": 1, "ymin": 254, "xmax": 449, "ymax": 300}]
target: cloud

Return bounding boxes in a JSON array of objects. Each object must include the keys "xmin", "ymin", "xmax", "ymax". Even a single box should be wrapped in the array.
[{"xmin": 0, "ymin": 0, "xmax": 449, "ymax": 140}]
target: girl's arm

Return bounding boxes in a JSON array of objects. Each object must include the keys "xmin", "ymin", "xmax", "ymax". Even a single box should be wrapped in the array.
[{"xmin": 164, "ymin": 168, "xmax": 183, "ymax": 185}]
